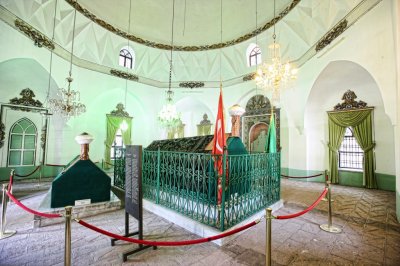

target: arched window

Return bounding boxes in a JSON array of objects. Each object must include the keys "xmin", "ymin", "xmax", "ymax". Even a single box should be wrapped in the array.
[
  {"xmin": 246, "ymin": 43, "xmax": 262, "ymax": 67},
  {"xmin": 119, "ymin": 46, "xmax": 135, "ymax": 69},
  {"xmin": 338, "ymin": 127, "xmax": 363, "ymax": 170},
  {"xmin": 8, "ymin": 118, "xmax": 37, "ymax": 166}
]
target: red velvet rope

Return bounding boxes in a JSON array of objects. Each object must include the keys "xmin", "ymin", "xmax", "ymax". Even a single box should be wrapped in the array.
[
  {"xmin": 8, "ymin": 173, "xmax": 13, "ymax": 192},
  {"xmin": 14, "ymin": 165, "xmax": 41, "ymax": 177},
  {"xmin": 77, "ymin": 219, "xmax": 258, "ymax": 246},
  {"xmin": 281, "ymin": 173, "xmax": 323, "ymax": 179},
  {"xmin": 276, "ymin": 188, "xmax": 328, "ymax": 220},
  {"xmin": 6, "ymin": 190, "xmax": 62, "ymax": 218}
]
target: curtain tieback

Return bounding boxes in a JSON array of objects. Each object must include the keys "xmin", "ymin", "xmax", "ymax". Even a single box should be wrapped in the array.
[
  {"xmin": 327, "ymin": 143, "xmax": 338, "ymax": 152},
  {"xmin": 364, "ymin": 142, "xmax": 375, "ymax": 153}
]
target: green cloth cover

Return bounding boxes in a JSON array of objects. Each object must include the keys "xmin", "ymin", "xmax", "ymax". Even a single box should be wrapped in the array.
[{"xmin": 51, "ymin": 159, "xmax": 111, "ymax": 208}]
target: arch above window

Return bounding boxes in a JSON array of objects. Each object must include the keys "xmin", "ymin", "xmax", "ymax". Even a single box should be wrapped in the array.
[
  {"xmin": 119, "ymin": 46, "xmax": 135, "ymax": 69},
  {"xmin": 246, "ymin": 43, "xmax": 262, "ymax": 67}
]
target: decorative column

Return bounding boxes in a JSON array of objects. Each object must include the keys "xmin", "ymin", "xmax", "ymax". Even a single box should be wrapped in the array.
[
  {"xmin": 75, "ymin": 132, "xmax": 94, "ymax": 160},
  {"xmin": 228, "ymin": 104, "xmax": 245, "ymax": 137}
]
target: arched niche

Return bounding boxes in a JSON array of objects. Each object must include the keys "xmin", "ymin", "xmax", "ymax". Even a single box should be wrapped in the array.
[
  {"xmin": 304, "ymin": 60, "xmax": 394, "ymax": 179},
  {"xmin": 241, "ymin": 94, "xmax": 280, "ymax": 152}
]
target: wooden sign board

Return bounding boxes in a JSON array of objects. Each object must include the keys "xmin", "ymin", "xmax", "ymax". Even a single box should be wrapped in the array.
[{"xmin": 124, "ymin": 145, "xmax": 142, "ymax": 221}]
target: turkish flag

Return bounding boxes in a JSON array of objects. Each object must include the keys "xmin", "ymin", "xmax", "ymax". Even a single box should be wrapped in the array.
[{"xmin": 212, "ymin": 87, "xmax": 226, "ymax": 205}]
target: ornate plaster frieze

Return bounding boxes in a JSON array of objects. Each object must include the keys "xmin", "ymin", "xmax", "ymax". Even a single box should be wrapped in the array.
[
  {"xmin": 66, "ymin": 0, "xmax": 300, "ymax": 51},
  {"xmin": 110, "ymin": 69, "xmax": 139, "ymax": 81},
  {"xmin": 316, "ymin": 19, "xmax": 348, "ymax": 52},
  {"xmin": 243, "ymin": 73, "xmax": 256, "ymax": 82},
  {"xmin": 14, "ymin": 19, "xmax": 55, "ymax": 50},
  {"xmin": 333, "ymin": 90, "xmax": 368, "ymax": 110},
  {"xmin": 109, "ymin": 103, "xmax": 130, "ymax": 117},
  {"xmin": 0, "ymin": 122, "xmax": 5, "ymax": 149},
  {"xmin": 244, "ymin": 95, "xmax": 271, "ymax": 116},
  {"xmin": 9, "ymin": 88, "xmax": 43, "ymax": 111},
  {"xmin": 199, "ymin": 113, "xmax": 212, "ymax": 125},
  {"xmin": 40, "ymin": 125, "xmax": 47, "ymax": 149},
  {"xmin": 178, "ymin": 82, "xmax": 205, "ymax": 89}
]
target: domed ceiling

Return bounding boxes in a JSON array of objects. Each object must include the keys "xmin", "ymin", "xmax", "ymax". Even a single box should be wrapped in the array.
[
  {"xmin": 0, "ymin": 0, "xmax": 381, "ymax": 86},
  {"xmin": 75, "ymin": 0, "xmax": 295, "ymax": 47}
]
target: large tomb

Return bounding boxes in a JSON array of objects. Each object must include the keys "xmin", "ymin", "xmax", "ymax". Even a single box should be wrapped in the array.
[{"xmin": 50, "ymin": 133, "xmax": 111, "ymax": 208}]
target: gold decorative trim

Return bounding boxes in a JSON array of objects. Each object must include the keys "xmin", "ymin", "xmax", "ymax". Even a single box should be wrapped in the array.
[
  {"xmin": 110, "ymin": 69, "xmax": 139, "ymax": 81},
  {"xmin": 179, "ymin": 82, "xmax": 204, "ymax": 89},
  {"xmin": 66, "ymin": 0, "xmax": 300, "ymax": 51},
  {"xmin": 243, "ymin": 73, "xmax": 256, "ymax": 82},
  {"xmin": 109, "ymin": 103, "xmax": 130, "ymax": 117},
  {"xmin": 333, "ymin": 90, "xmax": 368, "ymax": 110},
  {"xmin": 14, "ymin": 19, "xmax": 55, "ymax": 50},
  {"xmin": 9, "ymin": 88, "xmax": 43, "ymax": 111},
  {"xmin": 0, "ymin": 122, "xmax": 5, "ymax": 149},
  {"xmin": 316, "ymin": 19, "xmax": 348, "ymax": 52}
]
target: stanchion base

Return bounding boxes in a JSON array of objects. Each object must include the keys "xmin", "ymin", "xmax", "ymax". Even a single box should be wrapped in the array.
[
  {"xmin": 0, "ymin": 230, "xmax": 16, "ymax": 240},
  {"xmin": 319, "ymin": 224, "xmax": 341, "ymax": 233}
]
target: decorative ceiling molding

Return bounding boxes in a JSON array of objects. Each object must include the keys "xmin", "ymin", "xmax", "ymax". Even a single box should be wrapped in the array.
[
  {"xmin": 178, "ymin": 82, "xmax": 205, "ymax": 89},
  {"xmin": 9, "ymin": 88, "xmax": 43, "ymax": 111},
  {"xmin": 333, "ymin": 90, "xmax": 368, "ymax": 111},
  {"xmin": 243, "ymin": 73, "xmax": 256, "ymax": 82},
  {"xmin": 110, "ymin": 69, "xmax": 139, "ymax": 81},
  {"xmin": 65, "ymin": 0, "xmax": 300, "ymax": 51},
  {"xmin": 316, "ymin": 19, "xmax": 348, "ymax": 52},
  {"xmin": 14, "ymin": 19, "xmax": 55, "ymax": 50}
]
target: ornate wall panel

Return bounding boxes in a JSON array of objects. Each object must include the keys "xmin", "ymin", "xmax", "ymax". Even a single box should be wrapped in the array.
[{"xmin": 241, "ymin": 95, "xmax": 280, "ymax": 152}]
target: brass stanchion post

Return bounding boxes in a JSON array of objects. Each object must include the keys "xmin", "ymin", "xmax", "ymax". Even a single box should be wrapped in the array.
[
  {"xmin": 265, "ymin": 208, "xmax": 272, "ymax": 266},
  {"xmin": 0, "ymin": 184, "xmax": 16, "ymax": 240},
  {"xmin": 320, "ymin": 182, "xmax": 341, "ymax": 233},
  {"xmin": 322, "ymin": 170, "xmax": 333, "ymax": 202},
  {"xmin": 64, "ymin": 206, "xmax": 72, "ymax": 266}
]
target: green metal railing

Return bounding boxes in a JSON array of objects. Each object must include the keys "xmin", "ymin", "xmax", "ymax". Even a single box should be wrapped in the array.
[
  {"xmin": 114, "ymin": 149, "xmax": 280, "ymax": 231},
  {"xmin": 113, "ymin": 146, "xmax": 126, "ymax": 189}
]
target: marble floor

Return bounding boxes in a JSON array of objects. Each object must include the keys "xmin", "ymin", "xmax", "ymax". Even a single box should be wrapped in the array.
[{"xmin": 0, "ymin": 179, "xmax": 399, "ymax": 265}]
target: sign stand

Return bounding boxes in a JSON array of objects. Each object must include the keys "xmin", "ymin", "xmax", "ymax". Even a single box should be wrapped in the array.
[{"xmin": 110, "ymin": 145, "xmax": 156, "ymax": 261}]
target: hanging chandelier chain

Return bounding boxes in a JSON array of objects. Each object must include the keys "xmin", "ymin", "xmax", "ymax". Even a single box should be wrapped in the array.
[
  {"xmin": 168, "ymin": 0, "xmax": 175, "ymax": 93},
  {"xmin": 45, "ymin": 0, "xmax": 58, "ymax": 105},
  {"xmin": 219, "ymin": 0, "xmax": 223, "ymax": 85},
  {"xmin": 68, "ymin": 9, "xmax": 77, "ymax": 78}
]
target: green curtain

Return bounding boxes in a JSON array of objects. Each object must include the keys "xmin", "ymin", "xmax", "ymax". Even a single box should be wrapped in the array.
[
  {"xmin": 104, "ymin": 115, "xmax": 132, "ymax": 168},
  {"xmin": 327, "ymin": 109, "xmax": 376, "ymax": 188},
  {"xmin": 327, "ymin": 119, "xmax": 346, "ymax": 184},
  {"xmin": 352, "ymin": 113, "xmax": 376, "ymax": 188}
]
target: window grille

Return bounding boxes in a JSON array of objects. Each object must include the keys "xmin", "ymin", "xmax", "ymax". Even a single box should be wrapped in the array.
[
  {"xmin": 339, "ymin": 127, "xmax": 363, "ymax": 169},
  {"xmin": 111, "ymin": 129, "xmax": 124, "ymax": 159},
  {"xmin": 8, "ymin": 118, "xmax": 37, "ymax": 166},
  {"xmin": 249, "ymin": 46, "xmax": 261, "ymax": 67},
  {"xmin": 119, "ymin": 48, "xmax": 134, "ymax": 69}
]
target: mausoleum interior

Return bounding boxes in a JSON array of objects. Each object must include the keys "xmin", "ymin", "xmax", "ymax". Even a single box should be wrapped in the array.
[{"xmin": 0, "ymin": 0, "xmax": 400, "ymax": 265}]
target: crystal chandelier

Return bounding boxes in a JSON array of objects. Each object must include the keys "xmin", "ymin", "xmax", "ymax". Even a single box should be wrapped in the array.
[
  {"xmin": 49, "ymin": 9, "xmax": 85, "ymax": 119},
  {"xmin": 158, "ymin": 0, "xmax": 180, "ymax": 129},
  {"xmin": 255, "ymin": 0, "xmax": 297, "ymax": 102}
]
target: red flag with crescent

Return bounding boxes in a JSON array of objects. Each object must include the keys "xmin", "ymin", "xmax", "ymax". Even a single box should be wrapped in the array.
[
  {"xmin": 212, "ymin": 88, "xmax": 226, "ymax": 175},
  {"xmin": 212, "ymin": 88, "xmax": 226, "ymax": 205}
]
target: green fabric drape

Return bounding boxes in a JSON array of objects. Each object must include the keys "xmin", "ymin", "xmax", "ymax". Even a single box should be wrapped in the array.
[
  {"xmin": 328, "ymin": 119, "xmax": 346, "ymax": 184},
  {"xmin": 327, "ymin": 109, "xmax": 376, "ymax": 188},
  {"xmin": 352, "ymin": 113, "xmax": 376, "ymax": 188},
  {"xmin": 104, "ymin": 115, "xmax": 132, "ymax": 168}
]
